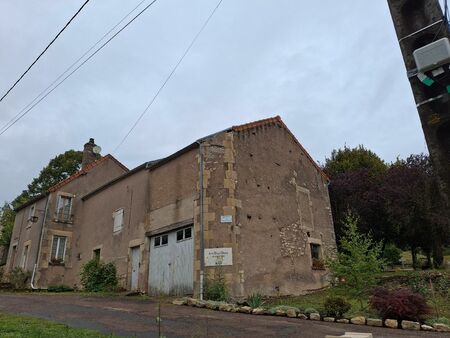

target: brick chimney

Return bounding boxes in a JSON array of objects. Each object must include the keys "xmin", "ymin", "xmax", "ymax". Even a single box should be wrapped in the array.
[{"xmin": 82, "ymin": 138, "xmax": 97, "ymax": 169}]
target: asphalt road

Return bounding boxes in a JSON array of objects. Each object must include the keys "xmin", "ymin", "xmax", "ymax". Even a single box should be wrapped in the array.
[{"xmin": 0, "ymin": 293, "xmax": 447, "ymax": 338}]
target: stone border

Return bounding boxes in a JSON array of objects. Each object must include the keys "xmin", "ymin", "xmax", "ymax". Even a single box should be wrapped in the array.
[{"xmin": 173, "ymin": 298, "xmax": 450, "ymax": 333}]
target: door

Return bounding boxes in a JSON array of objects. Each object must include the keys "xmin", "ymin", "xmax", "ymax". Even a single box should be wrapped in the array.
[
  {"xmin": 149, "ymin": 226, "xmax": 193, "ymax": 295},
  {"xmin": 131, "ymin": 246, "xmax": 140, "ymax": 290}
]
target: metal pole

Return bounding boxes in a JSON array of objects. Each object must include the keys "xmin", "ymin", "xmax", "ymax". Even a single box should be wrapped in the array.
[{"xmin": 198, "ymin": 141, "xmax": 205, "ymax": 300}]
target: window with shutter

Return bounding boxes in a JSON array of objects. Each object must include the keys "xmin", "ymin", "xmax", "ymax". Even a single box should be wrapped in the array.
[{"xmin": 113, "ymin": 208, "xmax": 124, "ymax": 233}]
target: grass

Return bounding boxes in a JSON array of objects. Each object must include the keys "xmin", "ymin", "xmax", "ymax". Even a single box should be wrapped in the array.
[
  {"xmin": 266, "ymin": 269, "xmax": 450, "ymax": 321},
  {"xmin": 0, "ymin": 312, "xmax": 119, "ymax": 337}
]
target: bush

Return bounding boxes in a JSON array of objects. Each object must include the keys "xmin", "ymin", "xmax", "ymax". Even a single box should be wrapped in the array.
[
  {"xmin": 323, "ymin": 296, "xmax": 351, "ymax": 318},
  {"xmin": 9, "ymin": 267, "xmax": 31, "ymax": 289},
  {"xmin": 47, "ymin": 284, "xmax": 74, "ymax": 292},
  {"xmin": 383, "ymin": 244, "xmax": 402, "ymax": 267},
  {"xmin": 247, "ymin": 292, "xmax": 264, "ymax": 308},
  {"xmin": 80, "ymin": 259, "xmax": 118, "ymax": 292},
  {"xmin": 369, "ymin": 287, "xmax": 431, "ymax": 321},
  {"xmin": 204, "ymin": 279, "xmax": 228, "ymax": 302}
]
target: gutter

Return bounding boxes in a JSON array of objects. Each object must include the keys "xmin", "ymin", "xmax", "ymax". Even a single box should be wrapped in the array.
[{"xmin": 30, "ymin": 194, "xmax": 51, "ymax": 290}]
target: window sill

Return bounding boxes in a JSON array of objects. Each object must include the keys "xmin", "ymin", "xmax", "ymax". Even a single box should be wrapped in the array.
[
  {"xmin": 311, "ymin": 266, "xmax": 326, "ymax": 271},
  {"xmin": 49, "ymin": 261, "xmax": 65, "ymax": 267}
]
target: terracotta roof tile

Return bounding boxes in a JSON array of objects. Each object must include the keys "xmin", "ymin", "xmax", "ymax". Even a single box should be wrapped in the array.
[
  {"xmin": 232, "ymin": 116, "xmax": 329, "ymax": 181},
  {"xmin": 48, "ymin": 154, "xmax": 128, "ymax": 192}
]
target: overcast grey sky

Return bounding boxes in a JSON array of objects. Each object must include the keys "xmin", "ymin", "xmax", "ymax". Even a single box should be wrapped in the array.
[{"xmin": 0, "ymin": 0, "xmax": 431, "ymax": 204}]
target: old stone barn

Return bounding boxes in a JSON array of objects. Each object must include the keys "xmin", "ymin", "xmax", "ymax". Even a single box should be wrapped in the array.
[{"xmin": 5, "ymin": 116, "xmax": 336, "ymax": 297}]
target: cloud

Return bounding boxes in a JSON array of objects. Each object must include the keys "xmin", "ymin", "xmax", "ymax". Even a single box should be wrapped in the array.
[{"xmin": 0, "ymin": 0, "xmax": 428, "ymax": 203}]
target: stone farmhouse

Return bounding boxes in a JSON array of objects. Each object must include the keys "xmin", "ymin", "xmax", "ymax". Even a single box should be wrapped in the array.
[{"xmin": 5, "ymin": 116, "xmax": 336, "ymax": 297}]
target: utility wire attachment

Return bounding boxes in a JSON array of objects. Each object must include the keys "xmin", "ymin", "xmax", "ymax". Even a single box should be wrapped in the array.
[{"xmin": 0, "ymin": 0, "xmax": 91, "ymax": 103}]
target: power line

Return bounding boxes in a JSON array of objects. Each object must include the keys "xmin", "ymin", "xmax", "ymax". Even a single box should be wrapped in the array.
[
  {"xmin": 0, "ymin": 0, "xmax": 91, "ymax": 104},
  {"xmin": 113, "ymin": 0, "xmax": 224, "ymax": 153},
  {"xmin": 0, "ymin": 0, "xmax": 159, "ymax": 137},
  {"xmin": 0, "ymin": 0, "xmax": 149, "ymax": 134}
]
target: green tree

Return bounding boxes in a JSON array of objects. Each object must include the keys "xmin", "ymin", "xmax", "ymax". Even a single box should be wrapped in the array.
[
  {"xmin": 327, "ymin": 212, "xmax": 384, "ymax": 310},
  {"xmin": 0, "ymin": 203, "xmax": 15, "ymax": 247},
  {"xmin": 324, "ymin": 145, "xmax": 390, "ymax": 244},
  {"xmin": 324, "ymin": 145, "xmax": 387, "ymax": 178},
  {"xmin": 11, "ymin": 150, "xmax": 83, "ymax": 208}
]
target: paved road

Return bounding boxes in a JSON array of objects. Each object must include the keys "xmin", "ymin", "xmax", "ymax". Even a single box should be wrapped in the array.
[{"xmin": 0, "ymin": 293, "xmax": 446, "ymax": 337}]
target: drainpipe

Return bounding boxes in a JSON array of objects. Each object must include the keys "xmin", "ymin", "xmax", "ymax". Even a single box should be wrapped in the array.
[
  {"xmin": 197, "ymin": 141, "xmax": 205, "ymax": 300},
  {"xmin": 31, "ymin": 194, "xmax": 50, "ymax": 290}
]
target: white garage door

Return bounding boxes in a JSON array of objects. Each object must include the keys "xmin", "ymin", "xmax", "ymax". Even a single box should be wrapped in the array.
[{"xmin": 149, "ymin": 226, "xmax": 193, "ymax": 295}]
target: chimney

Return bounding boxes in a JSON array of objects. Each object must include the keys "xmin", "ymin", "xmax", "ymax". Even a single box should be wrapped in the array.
[{"xmin": 82, "ymin": 138, "xmax": 97, "ymax": 169}]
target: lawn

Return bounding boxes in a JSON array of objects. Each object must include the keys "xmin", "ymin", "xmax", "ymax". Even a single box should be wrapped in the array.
[
  {"xmin": 266, "ymin": 270, "xmax": 450, "ymax": 322},
  {"xmin": 0, "ymin": 312, "xmax": 119, "ymax": 338}
]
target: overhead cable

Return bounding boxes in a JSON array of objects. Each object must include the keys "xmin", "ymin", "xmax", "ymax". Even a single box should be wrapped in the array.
[
  {"xmin": 0, "ymin": 0, "xmax": 159, "ymax": 137},
  {"xmin": 113, "ymin": 0, "xmax": 224, "ymax": 153},
  {"xmin": 0, "ymin": 0, "xmax": 149, "ymax": 134},
  {"xmin": 0, "ymin": 0, "xmax": 91, "ymax": 103}
]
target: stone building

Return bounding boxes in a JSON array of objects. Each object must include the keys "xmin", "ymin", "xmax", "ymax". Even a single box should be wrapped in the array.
[{"xmin": 5, "ymin": 116, "xmax": 336, "ymax": 297}]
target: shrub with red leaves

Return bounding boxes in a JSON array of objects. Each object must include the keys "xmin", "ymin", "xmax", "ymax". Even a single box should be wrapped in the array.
[{"xmin": 369, "ymin": 287, "xmax": 431, "ymax": 321}]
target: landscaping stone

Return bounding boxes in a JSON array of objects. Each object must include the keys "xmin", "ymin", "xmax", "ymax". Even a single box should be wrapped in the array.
[
  {"xmin": 194, "ymin": 300, "xmax": 206, "ymax": 308},
  {"xmin": 350, "ymin": 316, "xmax": 366, "ymax": 325},
  {"xmin": 366, "ymin": 318, "xmax": 382, "ymax": 327},
  {"xmin": 219, "ymin": 303, "xmax": 234, "ymax": 312},
  {"xmin": 323, "ymin": 317, "xmax": 335, "ymax": 322},
  {"xmin": 275, "ymin": 309, "xmax": 286, "ymax": 316},
  {"xmin": 297, "ymin": 314, "xmax": 308, "ymax": 320},
  {"xmin": 401, "ymin": 320, "xmax": 420, "ymax": 330},
  {"xmin": 205, "ymin": 301, "xmax": 219, "ymax": 310},
  {"xmin": 252, "ymin": 308, "xmax": 265, "ymax": 315},
  {"xmin": 384, "ymin": 319, "xmax": 398, "ymax": 329},
  {"xmin": 286, "ymin": 309, "xmax": 297, "ymax": 318},
  {"xmin": 433, "ymin": 323, "xmax": 450, "ymax": 332},
  {"xmin": 309, "ymin": 313, "xmax": 321, "ymax": 321},
  {"xmin": 172, "ymin": 299, "xmax": 186, "ymax": 306},
  {"xmin": 336, "ymin": 319, "xmax": 349, "ymax": 324},
  {"xmin": 421, "ymin": 324, "xmax": 435, "ymax": 331},
  {"xmin": 238, "ymin": 306, "xmax": 253, "ymax": 314},
  {"xmin": 186, "ymin": 297, "xmax": 197, "ymax": 306}
]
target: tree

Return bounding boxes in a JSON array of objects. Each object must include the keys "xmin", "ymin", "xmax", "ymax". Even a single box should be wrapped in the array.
[
  {"xmin": 324, "ymin": 146, "xmax": 391, "ymax": 244},
  {"xmin": 326, "ymin": 212, "xmax": 384, "ymax": 310},
  {"xmin": 324, "ymin": 145, "xmax": 387, "ymax": 178},
  {"xmin": 382, "ymin": 154, "xmax": 449, "ymax": 268},
  {"xmin": 11, "ymin": 150, "xmax": 83, "ymax": 208},
  {"xmin": 0, "ymin": 203, "xmax": 15, "ymax": 247}
]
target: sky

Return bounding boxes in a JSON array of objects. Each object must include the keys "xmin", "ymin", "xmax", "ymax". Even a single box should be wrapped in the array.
[{"xmin": 0, "ymin": 0, "xmax": 432, "ymax": 204}]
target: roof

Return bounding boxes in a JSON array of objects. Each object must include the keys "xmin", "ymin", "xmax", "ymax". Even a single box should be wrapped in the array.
[
  {"xmin": 82, "ymin": 142, "xmax": 198, "ymax": 201},
  {"xmin": 14, "ymin": 193, "xmax": 48, "ymax": 212},
  {"xmin": 232, "ymin": 116, "xmax": 329, "ymax": 181},
  {"xmin": 48, "ymin": 154, "xmax": 128, "ymax": 192},
  {"xmin": 83, "ymin": 115, "xmax": 328, "ymax": 201}
]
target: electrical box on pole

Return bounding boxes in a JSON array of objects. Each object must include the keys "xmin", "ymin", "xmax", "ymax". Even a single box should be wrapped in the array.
[{"xmin": 387, "ymin": 0, "xmax": 450, "ymax": 209}]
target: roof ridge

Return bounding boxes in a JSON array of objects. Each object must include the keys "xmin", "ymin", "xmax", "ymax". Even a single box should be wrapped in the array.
[
  {"xmin": 232, "ymin": 115, "xmax": 329, "ymax": 181},
  {"xmin": 48, "ymin": 155, "xmax": 128, "ymax": 192}
]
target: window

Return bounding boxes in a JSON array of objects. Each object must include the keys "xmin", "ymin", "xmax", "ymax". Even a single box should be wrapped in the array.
[
  {"xmin": 56, "ymin": 195, "xmax": 73, "ymax": 222},
  {"xmin": 176, "ymin": 227, "xmax": 193, "ymax": 242},
  {"xmin": 113, "ymin": 208, "xmax": 124, "ymax": 233},
  {"xmin": 28, "ymin": 204, "xmax": 36, "ymax": 221},
  {"xmin": 310, "ymin": 243, "xmax": 321, "ymax": 260},
  {"xmin": 154, "ymin": 234, "xmax": 168, "ymax": 247},
  {"xmin": 93, "ymin": 248, "xmax": 101, "ymax": 261},
  {"xmin": 51, "ymin": 236, "xmax": 67, "ymax": 262},
  {"xmin": 21, "ymin": 245, "xmax": 29, "ymax": 269}
]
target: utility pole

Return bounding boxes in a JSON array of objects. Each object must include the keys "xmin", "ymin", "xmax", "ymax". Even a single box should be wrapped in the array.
[{"xmin": 387, "ymin": 0, "xmax": 450, "ymax": 208}]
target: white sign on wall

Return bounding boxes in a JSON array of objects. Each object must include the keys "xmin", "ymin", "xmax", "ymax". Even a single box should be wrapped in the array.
[
  {"xmin": 220, "ymin": 215, "xmax": 233, "ymax": 223},
  {"xmin": 204, "ymin": 248, "xmax": 233, "ymax": 266}
]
